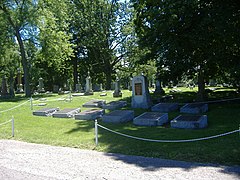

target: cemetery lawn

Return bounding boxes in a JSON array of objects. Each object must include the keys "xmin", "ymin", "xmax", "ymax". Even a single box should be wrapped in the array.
[{"xmin": 0, "ymin": 88, "xmax": 240, "ymax": 166}]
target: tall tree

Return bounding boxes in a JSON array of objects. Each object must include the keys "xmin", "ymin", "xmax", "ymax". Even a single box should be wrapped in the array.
[
  {"xmin": 0, "ymin": 0, "xmax": 38, "ymax": 96},
  {"xmin": 70, "ymin": 0, "xmax": 133, "ymax": 90},
  {"xmin": 0, "ymin": 0, "xmax": 74, "ymax": 96},
  {"xmin": 133, "ymin": 0, "xmax": 240, "ymax": 100}
]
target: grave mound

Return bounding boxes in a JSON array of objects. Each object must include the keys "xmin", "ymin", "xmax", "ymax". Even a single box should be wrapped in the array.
[
  {"xmin": 180, "ymin": 103, "xmax": 208, "ymax": 114},
  {"xmin": 151, "ymin": 103, "xmax": 178, "ymax": 112},
  {"xmin": 75, "ymin": 109, "xmax": 105, "ymax": 120},
  {"xmin": 102, "ymin": 101, "xmax": 127, "ymax": 110},
  {"xmin": 171, "ymin": 115, "xmax": 208, "ymax": 129},
  {"xmin": 102, "ymin": 110, "xmax": 134, "ymax": 123},
  {"xmin": 133, "ymin": 112, "xmax": 168, "ymax": 126},
  {"xmin": 33, "ymin": 107, "xmax": 59, "ymax": 116},
  {"xmin": 52, "ymin": 108, "xmax": 80, "ymax": 118}
]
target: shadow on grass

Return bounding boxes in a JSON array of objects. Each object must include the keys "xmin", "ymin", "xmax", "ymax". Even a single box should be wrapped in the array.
[
  {"xmin": 62, "ymin": 91, "xmax": 240, "ymax": 174},
  {"xmin": 65, "ymin": 120, "xmax": 94, "ymax": 134}
]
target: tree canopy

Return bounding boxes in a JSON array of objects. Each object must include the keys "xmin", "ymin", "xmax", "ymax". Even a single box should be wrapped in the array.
[{"xmin": 132, "ymin": 0, "xmax": 240, "ymax": 99}]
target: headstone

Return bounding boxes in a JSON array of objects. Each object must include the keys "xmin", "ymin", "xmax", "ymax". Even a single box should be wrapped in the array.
[
  {"xmin": 113, "ymin": 77, "xmax": 122, "ymax": 97},
  {"xmin": 102, "ymin": 101, "xmax": 127, "ymax": 110},
  {"xmin": 84, "ymin": 71, "xmax": 94, "ymax": 95},
  {"xmin": 16, "ymin": 68, "xmax": 24, "ymax": 93},
  {"xmin": 133, "ymin": 112, "xmax": 168, "ymax": 126},
  {"xmin": 180, "ymin": 103, "xmax": 208, "ymax": 114},
  {"xmin": 82, "ymin": 99, "xmax": 106, "ymax": 108},
  {"xmin": 1, "ymin": 75, "xmax": 8, "ymax": 96},
  {"xmin": 154, "ymin": 80, "xmax": 165, "ymax": 95},
  {"xmin": 52, "ymin": 108, "xmax": 80, "ymax": 118},
  {"xmin": 33, "ymin": 107, "xmax": 59, "ymax": 116},
  {"xmin": 75, "ymin": 109, "xmax": 105, "ymax": 120},
  {"xmin": 99, "ymin": 83, "xmax": 103, "ymax": 91},
  {"xmin": 38, "ymin": 77, "xmax": 45, "ymax": 93},
  {"xmin": 151, "ymin": 103, "xmax": 178, "ymax": 112},
  {"xmin": 131, "ymin": 75, "xmax": 152, "ymax": 109},
  {"xmin": 171, "ymin": 115, "xmax": 208, "ymax": 129},
  {"xmin": 102, "ymin": 110, "xmax": 134, "ymax": 123},
  {"xmin": 75, "ymin": 84, "xmax": 81, "ymax": 92},
  {"xmin": 53, "ymin": 85, "xmax": 59, "ymax": 93}
]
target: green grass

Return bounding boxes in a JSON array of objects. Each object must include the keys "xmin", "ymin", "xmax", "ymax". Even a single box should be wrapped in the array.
[{"xmin": 0, "ymin": 88, "xmax": 240, "ymax": 166}]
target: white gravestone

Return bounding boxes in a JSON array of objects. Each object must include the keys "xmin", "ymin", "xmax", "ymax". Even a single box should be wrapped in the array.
[
  {"xmin": 38, "ymin": 77, "xmax": 45, "ymax": 93},
  {"xmin": 85, "ymin": 72, "xmax": 93, "ymax": 95},
  {"xmin": 113, "ymin": 77, "xmax": 122, "ymax": 97},
  {"xmin": 131, "ymin": 75, "xmax": 152, "ymax": 109}
]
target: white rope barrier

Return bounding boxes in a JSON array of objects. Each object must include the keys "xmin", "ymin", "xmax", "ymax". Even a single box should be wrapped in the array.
[
  {"xmin": 0, "ymin": 100, "xmax": 29, "ymax": 113},
  {"xmin": 0, "ymin": 116, "xmax": 14, "ymax": 137},
  {"xmin": 0, "ymin": 119, "xmax": 12, "ymax": 126},
  {"xmin": 178, "ymin": 97, "xmax": 240, "ymax": 105},
  {"xmin": 96, "ymin": 123, "xmax": 240, "ymax": 144}
]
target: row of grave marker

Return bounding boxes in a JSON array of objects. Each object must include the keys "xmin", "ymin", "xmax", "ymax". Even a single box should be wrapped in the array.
[{"xmin": 33, "ymin": 99, "xmax": 208, "ymax": 129}]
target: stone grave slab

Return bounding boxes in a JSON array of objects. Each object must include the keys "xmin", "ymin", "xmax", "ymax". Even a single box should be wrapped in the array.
[
  {"xmin": 33, "ymin": 103, "xmax": 47, "ymax": 106},
  {"xmin": 52, "ymin": 108, "xmax": 80, "ymax": 118},
  {"xmin": 180, "ymin": 103, "xmax": 208, "ymax": 114},
  {"xmin": 82, "ymin": 100, "xmax": 106, "ymax": 108},
  {"xmin": 102, "ymin": 110, "xmax": 134, "ymax": 123},
  {"xmin": 102, "ymin": 101, "xmax": 127, "ymax": 110},
  {"xmin": 133, "ymin": 112, "xmax": 168, "ymax": 126},
  {"xmin": 171, "ymin": 115, "xmax": 208, "ymax": 129},
  {"xmin": 151, "ymin": 103, "xmax": 178, "ymax": 112},
  {"xmin": 100, "ymin": 93, "xmax": 107, "ymax": 96},
  {"xmin": 33, "ymin": 107, "xmax": 59, "ymax": 116},
  {"xmin": 75, "ymin": 109, "xmax": 105, "ymax": 120},
  {"xmin": 72, "ymin": 93, "xmax": 85, "ymax": 96}
]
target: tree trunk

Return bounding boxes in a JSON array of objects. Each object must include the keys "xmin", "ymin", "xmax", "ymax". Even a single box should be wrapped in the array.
[
  {"xmin": 105, "ymin": 70, "xmax": 112, "ymax": 90},
  {"xmin": 197, "ymin": 69, "xmax": 205, "ymax": 101},
  {"xmin": 73, "ymin": 56, "xmax": 78, "ymax": 91},
  {"xmin": 15, "ymin": 29, "xmax": 31, "ymax": 97}
]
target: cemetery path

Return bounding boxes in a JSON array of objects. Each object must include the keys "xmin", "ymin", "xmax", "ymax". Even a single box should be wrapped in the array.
[{"xmin": 0, "ymin": 140, "xmax": 239, "ymax": 180}]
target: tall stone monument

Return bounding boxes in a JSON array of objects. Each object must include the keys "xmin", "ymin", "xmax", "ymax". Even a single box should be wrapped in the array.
[
  {"xmin": 38, "ymin": 77, "xmax": 45, "ymax": 93},
  {"xmin": 84, "ymin": 71, "xmax": 93, "ymax": 95},
  {"xmin": 154, "ymin": 79, "xmax": 165, "ymax": 95},
  {"xmin": 16, "ymin": 68, "xmax": 24, "ymax": 93},
  {"xmin": 113, "ymin": 76, "xmax": 122, "ymax": 97},
  {"xmin": 131, "ymin": 74, "xmax": 152, "ymax": 109},
  {"xmin": 1, "ymin": 75, "xmax": 8, "ymax": 97}
]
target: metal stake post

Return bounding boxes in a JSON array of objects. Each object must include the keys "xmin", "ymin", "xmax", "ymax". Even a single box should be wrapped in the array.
[
  {"xmin": 30, "ymin": 97, "xmax": 33, "ymax": 110},
  {"xmin": 12, "ymin": 116, "xmax": 14, "ymax": 137},
  {"xmin": 95, "ymin": 119, "xmax": 98, "ymax": 146}
]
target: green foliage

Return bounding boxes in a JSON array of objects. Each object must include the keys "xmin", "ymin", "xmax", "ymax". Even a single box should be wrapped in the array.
[{"xmin": 132, "ymin": 0, "xmax": 240, "ymax": 96}]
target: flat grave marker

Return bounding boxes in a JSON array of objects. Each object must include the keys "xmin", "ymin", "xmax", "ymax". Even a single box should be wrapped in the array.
[
  {"xmin": 33, "ymin": 107, "xmax": 59, "ymax": 116},
  {"xmin": 133, "ymin": 112, "xmax": 168, "ymax": 126},
  {"xmin": 171, "ymin": 115, "xmax": 208, "ymax": 129},
  {"xmin": 151, "ymin": 103, "xmax": 178, "ymax": 112},
  {"xmin": 82, "ymin": 100, "xmax": 106, "ymax": 108},
  {"xmin": 102, "ymin": 101, "xmax": 127, "ymax": 110},
  {"xmin": 52, "ymin": 108, "xmax": 80, "ymax": 118},
  {"xmin": 102, "ymin": 110, "xmax": 134, "ymax": 123},
  {"xmin": 180, "ymin": 103, "xmax": 208, "ymax": 114},
  {"xmin": 75, "ymin": 109, "xmax": 105, "ymax": 120}
]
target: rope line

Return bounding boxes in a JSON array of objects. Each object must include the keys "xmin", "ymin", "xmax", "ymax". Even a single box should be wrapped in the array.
[
  {"xmin": 0, "ymin": 100, "xmax": 29, "ymax": 113},
  {"xmin": 178, "ymin": 97, "xmax": 240, "ymax": 105},
  {"xmin": 97, "ymin": 124, "xmax": 239, "ymax": 143},
  {"xmin": 0, "ymin": 119, "xmax": 12, "ymax": 126}
]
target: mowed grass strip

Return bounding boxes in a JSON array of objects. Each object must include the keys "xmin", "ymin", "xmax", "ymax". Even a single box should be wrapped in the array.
[{"xmin": 0, "ymin": 88, "xmax": 239, "ymax": 165}]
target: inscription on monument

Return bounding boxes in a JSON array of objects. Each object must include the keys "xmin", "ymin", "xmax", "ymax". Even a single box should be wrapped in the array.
[{"xmin": 134, "ymin": 83, "xmax": 142, "ymax": 95}]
